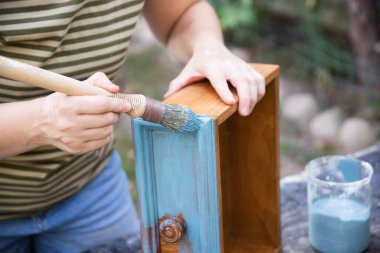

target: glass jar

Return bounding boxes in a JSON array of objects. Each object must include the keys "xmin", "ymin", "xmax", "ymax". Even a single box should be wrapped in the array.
[{"xmin": 307, "ymin": 156, "xmax": 373, "ymax": 253}]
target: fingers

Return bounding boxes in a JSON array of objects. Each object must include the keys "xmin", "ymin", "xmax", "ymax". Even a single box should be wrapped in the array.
[
  {"xmin": 55, "ymin": 112, "xmax": 117, "ymax": 154},
  {"xmin": 205, "ymin": 64, "xmax": 263, "ymax": 115},
  {"xmin": 79, "ymin": 124, "xmax": 115, "ymax": 139},
  {"xmin": 226, "ymin": 62, "xmax": 266, "ymax": 116},
  {"xmin": 73, "ymin": 96, "xmax": 131, "ymax": 114},
  {"xmin": 164, "ymin": 67, "xmax": 204, "ymax": 99},
  {"xmin": 85, "ymin": 72, "xmax": 120, "ymax": 93},
  {"xmin": 77, "ymin": 112, "xmax": 119, "ymax": 129},
  {"xmin": 232, "ymin": 78, "xmax": 251, "ymax": 116},
  {"xmin": 207, "ymin": 71, "xmax": 235, "ymax": 105},
  {"xmin": 42, "ymin": 92, "xmax": 125, "ymax": 155},
  {"xmin": 167, "ymin": 61, "xmax": 236, "ymax": 104},
  {"xmin": 165, "ymin": 48, "xmax": 266, "ymax": 116},
  {"xmin": 81, "ymin": 138, "xmax": 112, "ymax": 153},
  {"xmin": 248, "ymin": 66, "xmax": 266, "ymax": 101},
  {"xmin": 63, "ymin": 135, "xmax": 113, "ymax": 154}
]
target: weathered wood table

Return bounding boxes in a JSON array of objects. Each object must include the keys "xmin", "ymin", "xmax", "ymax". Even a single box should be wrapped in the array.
[{"xmin": 281, "ymin": 142, "xmax": 380, "ymax": 253}]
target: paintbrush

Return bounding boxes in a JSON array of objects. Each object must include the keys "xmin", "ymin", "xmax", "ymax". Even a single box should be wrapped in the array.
[{"xmin": 0, "ymin": 56, "xmax": 201, "ymax": 133}]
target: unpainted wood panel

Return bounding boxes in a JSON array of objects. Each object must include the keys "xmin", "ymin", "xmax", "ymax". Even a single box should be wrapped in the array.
[
  {"xmin": 219, "ymin": 78, "xmax": 281, "ymax": 251},
  {"xmin": 224, "ymin": 238, "xmax": 281, "ymax": 253}
]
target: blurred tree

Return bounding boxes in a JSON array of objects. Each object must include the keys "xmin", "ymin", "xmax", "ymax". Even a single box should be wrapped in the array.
[
  {"xmin": 347, "ymin": 0, "xmax": 380, "ymax": 89},
  {"xmin": 295, "ymin": 0, "xmax": 355, "ymax": 84},
  {"xmin": 208, "ymin": 0, "xmax": 259, "ymax": 44}
]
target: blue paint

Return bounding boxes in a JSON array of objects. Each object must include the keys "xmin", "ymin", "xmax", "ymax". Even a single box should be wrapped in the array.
[
  {"xmin": 309, "ymin": 197, "xmax": 370, "ymax": 253},
  {"xmin": 338, "ymin": 158, "xmax": 361, "ymax": 182},
  {"xmin": 175, "ymin": 106, "xmax": 202, "ymax": 133},
  {"xmin": 132, "ymin": 116, "xmax": 221, "ymax": 253},
  {"xmin": 161, "ymin": 105, "xmax": 202, "ymax": 133}
]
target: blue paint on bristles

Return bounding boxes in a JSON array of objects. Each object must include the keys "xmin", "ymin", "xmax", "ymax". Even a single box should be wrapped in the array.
[{"xmin": 161, "ymin": 104, "xmax": 202, "ymax": 133}]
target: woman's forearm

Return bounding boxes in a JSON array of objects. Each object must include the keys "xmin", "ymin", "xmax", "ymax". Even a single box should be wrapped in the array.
[
  {"xmin": 144, "ymin": 0, "xmax": 266, "ymax": 116},
  {"xmin": 0, "ymin": 98, "xmax": 44, "ymax": 159},
  {"xmin": 166, "ymin": 1, "xmax": 224, "ymax": 63}
]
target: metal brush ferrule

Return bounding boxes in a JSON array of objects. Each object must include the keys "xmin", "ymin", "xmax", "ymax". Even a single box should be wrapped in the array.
[{"xmin": 142, "ymin": 97, "xmax": 165, "ymax": 123}]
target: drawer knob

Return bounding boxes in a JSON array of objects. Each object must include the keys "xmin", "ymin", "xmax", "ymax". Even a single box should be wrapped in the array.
[{"xmin": 159, "ymin": 215, "xmax": 186, "ymax": 243}]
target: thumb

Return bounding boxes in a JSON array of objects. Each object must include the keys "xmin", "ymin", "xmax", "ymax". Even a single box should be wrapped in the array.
[
  {"xmin": 164, "ymin": 68, "xmax": 204, "ymax": 99},
  {"xmin": 85, "ymin": 72, "xmax": 120, "ymax": 93}
]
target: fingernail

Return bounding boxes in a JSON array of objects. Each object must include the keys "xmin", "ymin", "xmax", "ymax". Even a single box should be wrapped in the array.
[
  {"xmin": 112, "ymin": 83, "xmax": 120, "ymax": 90},
  {"xmin": 241, "ymin": 107, "xmax": 250, "ymax": 116},
  {"xmin": 164, "ymin": 90, "xmax": 172, "ymax": 98},
  {"xmin": 228, "ymin": 95, "xmax": 235, "ymax": 104}
]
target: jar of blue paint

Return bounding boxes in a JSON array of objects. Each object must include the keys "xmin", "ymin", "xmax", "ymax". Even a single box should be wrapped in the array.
[{"xmin": 306, "ymin": 156, "xmax": 373, "ymax": 253}]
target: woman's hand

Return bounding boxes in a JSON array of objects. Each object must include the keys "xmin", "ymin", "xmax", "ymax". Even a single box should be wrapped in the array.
[
  {"xmin": 164, "ymin": 42, "xmax": 265, "ymax": 116},
  {"xmin": 37, "ymin": 72, "xmax": 130, "ymax": 154},
  {"xmin": 143, "ymin": 0, "xmax": 265, "ymax": 116}
]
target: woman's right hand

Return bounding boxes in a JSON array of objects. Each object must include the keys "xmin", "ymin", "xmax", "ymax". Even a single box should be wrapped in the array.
[
  {"xmin": 36, "ymin": 92, "xmax": 130, "ymax": 154},
  {"xmin": 0, "ymin": 72, "xmax": 129, "ymax": 158}
]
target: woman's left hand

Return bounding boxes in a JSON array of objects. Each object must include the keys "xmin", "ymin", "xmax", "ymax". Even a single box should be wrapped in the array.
[{"xmin": 164, "ymin": 43, "xmax": 265, "ymax": 116}]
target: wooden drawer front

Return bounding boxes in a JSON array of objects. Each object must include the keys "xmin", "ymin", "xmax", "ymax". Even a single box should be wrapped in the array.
[{"xmin": 132, "ymin": 116, "xmax": 221, "ymax": 253}]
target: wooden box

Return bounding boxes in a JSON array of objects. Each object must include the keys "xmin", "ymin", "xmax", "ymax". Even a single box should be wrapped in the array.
[{"xmin": 132, "ymin": 64, "xmax": 280, "ymax": 253}]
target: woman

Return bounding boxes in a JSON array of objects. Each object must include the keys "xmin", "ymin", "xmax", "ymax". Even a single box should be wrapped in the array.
[{"xmin": 0, "ymin": 0, "xmax": 265, "ymax": 252}]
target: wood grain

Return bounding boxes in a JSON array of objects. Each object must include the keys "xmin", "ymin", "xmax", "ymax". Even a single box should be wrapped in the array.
[
  {"xmin": 224, "ymin": 238, "xmax": 281, "ymax": 253},
  {"xmin": 0, "ymin": 56, "xmax": 110, "ymax": 96},
  {"xmin": 219, "ymin": 77, "xmax": 281, "ymax": 252}
]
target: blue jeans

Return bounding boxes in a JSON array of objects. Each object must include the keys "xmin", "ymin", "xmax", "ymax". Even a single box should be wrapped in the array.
[{"xmin": 0, "ymin": 151, "xmax": 140, "ymax": 253}]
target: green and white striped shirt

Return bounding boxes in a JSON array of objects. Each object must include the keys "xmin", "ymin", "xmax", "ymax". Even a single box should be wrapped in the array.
[{"xmin": 0, "ymin": 0, "xmax": 144, "ymax": 221}]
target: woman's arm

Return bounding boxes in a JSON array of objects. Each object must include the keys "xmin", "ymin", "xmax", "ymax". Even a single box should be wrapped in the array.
[
  {"xmin": 143, "ymin": 0, "xmax": 265, "ymax": 116},
  {"xmin": 0, "ymin": 98, "xmax": 46, "ymax": 159},
  {"xmin": 0, "ymin": 72, "xmax": 130, "ymax": 159}
]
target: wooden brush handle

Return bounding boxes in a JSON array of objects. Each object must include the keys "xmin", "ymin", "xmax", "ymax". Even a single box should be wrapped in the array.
[
  {"xmin": 0, "ymin": 56, "xmax": 111, "ymax": 96},
  {"xmin": 0, "ymin": 56, "xmax": 148, "ymax": 118}
]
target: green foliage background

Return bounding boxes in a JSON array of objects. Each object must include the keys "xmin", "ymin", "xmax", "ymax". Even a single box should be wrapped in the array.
[{"xmin": 208, "ymin": 0, "xmax": 356, "ymax": 87}]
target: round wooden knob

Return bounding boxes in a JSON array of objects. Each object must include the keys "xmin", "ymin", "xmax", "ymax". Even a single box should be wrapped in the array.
[{"xmin": 159, "ymin": 216, "xmax": 186, "ymax": 243}]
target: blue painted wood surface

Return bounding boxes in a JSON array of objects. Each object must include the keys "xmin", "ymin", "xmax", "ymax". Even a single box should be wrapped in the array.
[{"xmin": 132, "ymin": 116, "xmax": 221, "ymax": 253}]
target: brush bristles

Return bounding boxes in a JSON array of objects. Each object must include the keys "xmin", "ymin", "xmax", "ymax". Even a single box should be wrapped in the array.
[{"xmin": 161, "ymin": 104, "xmax": 202, "ymax": 133}]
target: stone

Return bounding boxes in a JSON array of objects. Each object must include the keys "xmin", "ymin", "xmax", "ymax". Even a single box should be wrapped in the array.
[
  {"xmin": 279, "ymin": 77, "xmax": 290, "ymax": 104},
  {"xmin": 281, "ymin": 155, "xmax": 303, "ymax": 178},
  {"xmin": 308, "ymin": 107, "xmax": 342, "ymax": 148},
  {"xmin": 279, "ymin": 78, "xmax": 305, "ymax": 102},
  {"xmin": 338, "ymin": 117, "xmax": 377, "ymax": 154},
  {"xmin": 282, "ymin": 93, "xmax": 318, "ymax": 127}
]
